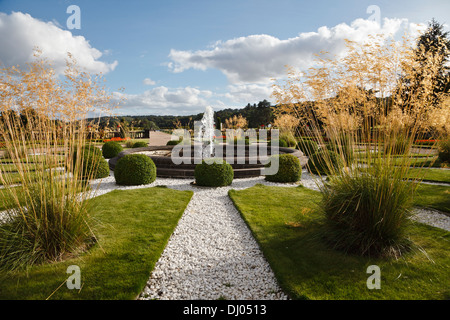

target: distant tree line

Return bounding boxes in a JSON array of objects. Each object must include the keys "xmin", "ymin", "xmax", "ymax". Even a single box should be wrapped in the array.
[{"xmin": 91, "ymin": 99, "xmax": 274, "ymax": 131}]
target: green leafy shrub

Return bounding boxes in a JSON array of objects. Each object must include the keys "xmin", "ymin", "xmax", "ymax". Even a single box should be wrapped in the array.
[
  {"xmin": 321, "ymin": 169, "xmax": 414, "ymax": 257},
  {"xmin": 132, "ymin": 141, "xmax": 148, "ymax": 148},
  {"xmin": 114, "ymin": 154, "xmax": 156, "ymax": 186},
  {"xmin": 437, "ymin": 136, "xmax": 450, "ymax": 163},
  {"xmin": 167, "ymin": 137, "xmax": 183, "ymax": 146},
  {"xmin": 194, "ymin": 159, "xmax": 234, "ymax": 187},
  {"xmin": 307, "ymin": 150, "xmax": 341, "ymax": 175},
  {"xmin": 125, "ymin": 140, "xmax": 135, "ymax": 148},
  {"xmin": 81, "ymin": 144, "xmax": 102, "ymax": 157},
  {"xmin": 73, "ymin": 145, "xmax": 109, "ymax": 179},
  {"xmin": 230, "ymin": 137, "xmax": 250, "ymax": 145},
  {"xmin": 280, "ymin": 132, "xmax": 297, "ymax": 147},
  {"xmin": 296, "ymin": 139, "xmax": 319, "ymax": 156},
  {"xmin": 265, "ymin": 154, "xmax": 302, "ymax": 183},
  {"xmin": 268, "ymin": 139, "xmax": 288, "ymax": 148},
  {"xmin": 102, "ymin": 141, "xmax": 123, "ymax": 159}
]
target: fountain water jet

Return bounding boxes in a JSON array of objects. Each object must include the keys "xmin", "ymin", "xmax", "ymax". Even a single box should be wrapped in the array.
[{"xmin": 196, "ymin": 106, "xmax": 215, "ymax": 159}]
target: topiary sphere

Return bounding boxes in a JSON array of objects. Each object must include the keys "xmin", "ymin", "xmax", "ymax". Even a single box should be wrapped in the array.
[
  {"xmin": 102, "ymin": 141, "xmax": 123, "ymax": 159},
  {"xmin": 114, "ymin": 154, "xmax": 156, "ymax": 186},
  {"xmin": 194, "ymin": 159, "xmax": 234, "ymax": 187},
  {"xmin": 83, "ymin": 144, "xmax": 103, "ymax": 157},
  {"xmin": 265, "ymin": 154, "xmax": 302, "ymax": 183},
  {"xmin": 296, "ymin": 139, "xmax": 319, "ymax": 156},
  {"xmin": 73, "ymin": 146, "xmax": 109, "ymax": 179},
  {"xmin": 307, "ymin": 150, "xmax": 341, "ymax": 175},
  {"xmin": 132, "ymin": 141, "xmax": 148, "ymax": 148}
]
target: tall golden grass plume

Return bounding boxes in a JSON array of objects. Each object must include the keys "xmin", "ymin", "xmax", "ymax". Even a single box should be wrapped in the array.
[
  {"xmin": 271, "ymin": 32, "xmax": 449, "ymax": 257},
  {"xmin": 0, "ymin": 50, "xmax": 117, "ymax": 270}
]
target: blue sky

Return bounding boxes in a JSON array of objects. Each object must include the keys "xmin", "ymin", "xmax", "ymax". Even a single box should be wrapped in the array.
[{"xmin": 0, "ymin": 0, "xmax": 449, "ymax": 115}]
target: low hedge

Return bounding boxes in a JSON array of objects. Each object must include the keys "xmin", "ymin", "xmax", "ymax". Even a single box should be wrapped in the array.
[
  {"xmin": 265, "ymin": 154, "xmax": 302, "ymax": 183},
  {"xmin": 114, "ymin": 154, "xmax": 156, "ymax": 186},
  {"xmin": 194, "ymin": 159, "xmax": 234, "ymax": 187}
]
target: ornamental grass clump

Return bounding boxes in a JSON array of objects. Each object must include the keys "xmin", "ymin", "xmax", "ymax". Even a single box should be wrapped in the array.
[
  {"xmin": 296, "ymin": 138, "xmax": 319, "ymax": 156},
  {"xmin": 0, "ymin": 51, "xmax": 116, "ymax": 271},
  {"xmin": 321, "ymin": 165, "xmax": 415, "ymax": 257},
  {"xmin": 272, "ymin": 32, "xmax": 450, "ymax": 258},
  {"xmin": 307, "ymin": 150, "xmax": 341, "ymax": 176}
]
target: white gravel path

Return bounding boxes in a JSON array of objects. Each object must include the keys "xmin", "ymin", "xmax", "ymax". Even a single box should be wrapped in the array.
[{"xmin": 89, "ymin": 173, "xmax": 300, "ymax": 300}]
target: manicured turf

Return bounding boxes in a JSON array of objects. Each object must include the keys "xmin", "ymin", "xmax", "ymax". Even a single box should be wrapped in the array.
[
  {"xmin": 414, "ymin": 184, "xmax": 450, "ymax": 215},
  {"xmin": 406, "ymin": 168, "xmax": 450, "ymax": 183},
  {"xmin": 0, "ymin": 186, "xmax": 193, "ymax": 300},
  {"xmin": 0, "ymin": 170, "xmax": 67, "ymax": 185},
  {"xmin": 229, "ymin": 184, "xmax": 450, "ymax": 300}
]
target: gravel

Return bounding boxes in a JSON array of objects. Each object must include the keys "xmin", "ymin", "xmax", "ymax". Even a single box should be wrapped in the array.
[{"xmin": 412, "ymin": 208, "xmax": 450, "ymax": 231}]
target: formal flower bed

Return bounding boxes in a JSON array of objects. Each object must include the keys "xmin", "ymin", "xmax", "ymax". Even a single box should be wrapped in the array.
[
  {"xmin": 103, "ymin": 137, "xmax": 131, "ymax": 143},
  {"xmin": 415, "ymin": 139, "xmax": 438, "ymax": 145}
]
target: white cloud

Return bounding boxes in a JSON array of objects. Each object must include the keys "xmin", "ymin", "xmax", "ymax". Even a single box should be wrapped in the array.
[
  {"xmin": 222, "ymin": 84, "xmax": 272, "ymax": 104},
  {"xmin": 113, "ymin": 86, "xmax": 213, "ymax": 115},
  {"xmin": 143, "ymin": 78, "xmax": 156, "ymax": 86},
  {"xmin": 168, "ymin": 18, "xmax": 426, "ymax": 84},
  {"xmin": 0, "ymin": 12, "xmax": 117, "ymax": 74}
]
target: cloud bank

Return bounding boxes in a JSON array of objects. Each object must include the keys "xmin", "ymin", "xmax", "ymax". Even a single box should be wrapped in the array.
[
  {"xmin": 0, "ymin": 12, "xmax": 117, "ymax": 74},
  {"xmin": 168, "ymin": 18, "xmax": 425, "ymax": 84},
  {"xmin": 113, "ymin": 86, "xmax": 213, "ymax": 115}
]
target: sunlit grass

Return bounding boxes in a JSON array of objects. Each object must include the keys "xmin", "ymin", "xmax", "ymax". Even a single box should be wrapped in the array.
[
  {"xmin": 0, "ymin": 187, "xmax": 193, "ymax": 300},
  {"xmin": 229, "ymin": 184, "xmax": 450, "ymax": 300}
]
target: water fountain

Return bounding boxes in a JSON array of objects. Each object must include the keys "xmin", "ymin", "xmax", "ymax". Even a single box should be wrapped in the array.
[
  {"xmin": 108, "ymin": 106, "xmax": 307, "ymax": 178},
  {"xmin": 196, "ymin": 106, "xmax": 215, "ymax": 159}
]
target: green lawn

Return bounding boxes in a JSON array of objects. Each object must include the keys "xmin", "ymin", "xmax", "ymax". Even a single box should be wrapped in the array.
[
  {"xmin": 0, "ymin": 155, "xmax": 65, "ymax": 164},
  {"xmin": 229, "ymin": 184, "xmax": 450, "ymax": 300},
  {"xmin": 414, "ymin": 184, "xmax": 450, "ymax": 215},
  {"xmin": 0, "ymin": 186, "xmax": 193, "ymax": 300},
  {"xmin": 0, "ymin": 170, "xmax": 67, "ymax": 185},
  {"xmin": 406, "ymin": 168, "xmax": 450, "ymax": 183},
  {"xmin": 356, "ymin": 155, "xmax": 443, "ymax": 168}
]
